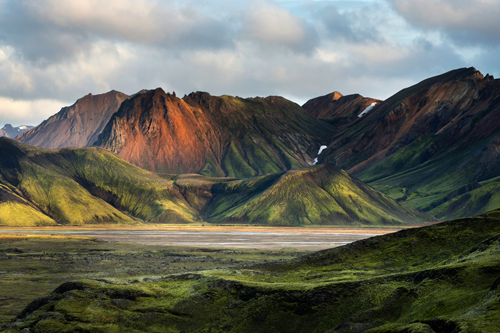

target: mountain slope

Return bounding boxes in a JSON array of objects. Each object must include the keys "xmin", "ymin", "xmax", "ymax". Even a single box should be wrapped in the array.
[
  {"xmin": 202, "ymin": 163, "xmax": 430, "ymax": 225},
  {"xmin": 0, "ymin": 138, "xmax": 430, "ymax": 226},
  {"xmin": 319, "ymin": 68, "xmax": 500, "ymax": 219},
  {"xmin": 16, "ymin": 90, "xmax": 130, "ymax": 149},
  {"xmin": 0, "ymin": 138, "xmax": 197, "ymax": 225},
  {"xmin": 6, "ymin": 211, "xmax": 500, "ymax": 332},
  {"xmin": 95, "ymin": 89, "xmax": 335, "ymax": 177},
  {"xmin": 302, "ymin": 91, "xmax": 381, "ymax": 125},
  {"xmin": 0, "ymin": 124, "xmax": 33, "ymax": 139}
]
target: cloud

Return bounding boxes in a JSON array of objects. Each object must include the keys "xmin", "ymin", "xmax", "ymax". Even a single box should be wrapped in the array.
[
  {"xmin": 317, "ymin": 4, "xmax": 382, "ymax": 43},
  {"xmin": 241, "ymin": 1, "xmax": 319, "ymax": 53},
  {"xmin": 0, "ymin": 0, "xmax": 234, "ymax": 64},
  {"xmin": 389, "ymin": 0, "xmax": 500, "ymax": 46},
  {"xmin": 0, "ymin": 0, "xmax": 495, "ymax": 129},
  {"xmin": 0, "ymin": 97, "xmax": 68, "ymax": 127}
]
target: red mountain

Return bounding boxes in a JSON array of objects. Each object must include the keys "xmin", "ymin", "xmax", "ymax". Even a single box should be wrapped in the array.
[{"xmin": 95, "ymin": 89, "xmax": 335, "ymax": 177}]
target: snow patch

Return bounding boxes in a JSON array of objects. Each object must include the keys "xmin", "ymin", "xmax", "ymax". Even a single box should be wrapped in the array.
[
  {"xmin": 311, "ymin": 145, "xmax": 328, "ymax": 166},
  {"xmin": 358, "ymin": 102, "xmax": 377, "ymax": 118},
  {"xmin": 17, "ymin": 126, "xmax": 28, "ymax": 130}
]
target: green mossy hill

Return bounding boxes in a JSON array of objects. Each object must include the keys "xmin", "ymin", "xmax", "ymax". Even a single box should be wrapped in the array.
[
  {"xmin": 6, "ymin": 211, "xmax": 500, "ymax": 332},
  {"xmin": 186, "ymin": 93, "xmax": 336, "ymax": 178},
  {"xmin": 320, "ymin": 68, "xmax": 500, "ymax": 220},
  {"xmin": 0, "ymin": 138, "xmax": 197, "ymax": 225},
  {"xmin": 203, "ymin": 163, "xmax": 432, "ymax": 225},
  {"xmin": 1, "ymin": 138, "xmax": 430, "ymax": 226},
  {"xmin": 361, "ymin": 135, "xmax": 500, "ymax": 220}
]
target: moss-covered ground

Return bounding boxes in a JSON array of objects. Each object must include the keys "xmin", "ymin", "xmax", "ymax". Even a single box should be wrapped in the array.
[
  {"xmin": 0, "ymin": 234, "xmax": 303, "ymax": 327},
  {"xmin": 3, "ymin": 211, "xmax": 500, "ymax": 332}
]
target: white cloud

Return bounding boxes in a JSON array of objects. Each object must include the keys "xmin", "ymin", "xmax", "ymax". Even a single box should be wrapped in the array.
[
  {"xmin": 0, "ymin": 97, "xmax": 68, "ymax": 127},
  {"xmin": 241, "ymin": 1, "xmax": 319, "ymax": 53},
  {"xmin": 389, "ymin": 0, "xmax": 500, "ymax": 45},
  {"xmin": 0, "ymin": 46, "xmax": 33, "ymax": 94},
  {"xmin": 0, "ymin": 0, "xmax": 234, "ymax": 65},
  {"xmin": 1, "ymin": 0, "xmax": 498, "ymax": 129}
]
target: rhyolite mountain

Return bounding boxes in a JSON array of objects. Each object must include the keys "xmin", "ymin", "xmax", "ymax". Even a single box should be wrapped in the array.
[
  {"xmin": 316, "ymin": 67, "xmax": 500, "ymax": 220},
  {"xmin": 0, "ymin": 124, "xmax": 33, "ymax": 139},
  {"xmin": 95, "ymin": 89, "xmax": 336, "ymax": 177},
  {"xmin": 6, "ymin": 210, "xmax": 500, "ymax": 332},
  {"xmin": 302, "ymin": 91, "xmax": 381, "ymax": 125},
  {"xmin": 16, "ymin": 90, "xmax": 130, "ymax": 149},
  {"xmin": 0, "ymin": 137, "xmax": 431, "ymax": 226}
]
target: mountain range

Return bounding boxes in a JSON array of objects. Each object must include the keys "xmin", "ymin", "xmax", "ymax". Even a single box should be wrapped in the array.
[
  {"xmin": 0, "ymin": 124, "xmax": 33, "ymax": 139},
  {"xmin": 2, "ymin": 66, "xmax": 500, "ymax": 225},
  {"xmin": 312, "ymin": 67, "xmax": 500, "ymax": 220}
]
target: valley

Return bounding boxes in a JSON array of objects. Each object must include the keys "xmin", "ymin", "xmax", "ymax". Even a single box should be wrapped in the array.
[{"xmin": 2, "ymin": 210, "xmax": 499, "ymax": 332}]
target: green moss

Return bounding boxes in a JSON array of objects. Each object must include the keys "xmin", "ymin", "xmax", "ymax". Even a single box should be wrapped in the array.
[{"xmin": 222, "ymin": 141, "xmax": 257, "ymax": 179}]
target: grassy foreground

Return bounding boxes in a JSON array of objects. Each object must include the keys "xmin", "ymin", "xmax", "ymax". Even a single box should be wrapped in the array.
[
  {"xmin": 2, "ymin": 210, "xmax": 500, "ymax": 332},
  {"xmin": 0, "ymin": 234, "xmax": 302, "ymax": 327}
]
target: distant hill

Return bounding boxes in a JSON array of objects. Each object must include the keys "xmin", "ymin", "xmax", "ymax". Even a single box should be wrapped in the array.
[
  {"xmin": 16, "ymin": 90, "xmax": 130, "ymax": 149},
  {"xmin": 0, "ymin": 138, "xmax": 197, "ymax": 226},
  {"xmin": 0, "ymin": 138, "xmax": 430, "ymax": 226},
  {"xmin": 319, "ymin": 68, "xmax": 500, "ymax": 219},
  {"xmin": 0, "ymin": 124, "xmax": 33, "ymax": 138},
  {"xmin": 200, "ymin": 163, "xmax": 429, "ymax": 225},
  {"xmin": 95, "ymin": 89, "xmax": 336, "ymax": 177}
]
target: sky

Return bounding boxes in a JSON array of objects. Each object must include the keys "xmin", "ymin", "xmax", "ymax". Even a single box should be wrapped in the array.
[{"xmin": 1, "ymin": 0, "xmax": 499, "ymax": 127}]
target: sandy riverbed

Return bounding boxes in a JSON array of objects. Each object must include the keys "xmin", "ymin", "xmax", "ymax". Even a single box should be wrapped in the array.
[{"xmin": 0, "ymin": 225, "xmax": 408, "ymax": 250}]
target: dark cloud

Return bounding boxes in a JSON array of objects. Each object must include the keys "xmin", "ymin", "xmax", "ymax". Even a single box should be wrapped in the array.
[
  {"xmin": 0, "ymin": 0, "xmax": 235, "ymax": 65},
  {"xmin": 388, "ymin": 0, "xmax": 500, "ymax": 47},
  {"xmin": 317, "ymin": 5, "xmax": 382, "ymax": 43}
]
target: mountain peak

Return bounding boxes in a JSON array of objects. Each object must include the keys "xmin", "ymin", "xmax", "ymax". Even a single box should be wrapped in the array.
[
  {"xmin": 331, "ymin": 91, "xmax": 343, "ymax": 100},
  {"xmin": 303, "ymin": 91, "xmax": 380, "ymax": 120},
  {"xmin": 0, "ymin": 124, "xmax": 34, "ymax": 139},
  {"xmin": 16, "ymin": 90, "xmax": 130, "ymax": 149}
]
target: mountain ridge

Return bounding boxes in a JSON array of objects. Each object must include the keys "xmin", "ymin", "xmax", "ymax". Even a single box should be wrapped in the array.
[
  {"xmin": 95, "ymin": 89, "xmax": 336, "ymax": 177},
  {"xmin": 302, "ymin": 91, "xmax": 381, "ymax": 123}
]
